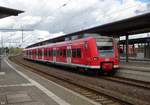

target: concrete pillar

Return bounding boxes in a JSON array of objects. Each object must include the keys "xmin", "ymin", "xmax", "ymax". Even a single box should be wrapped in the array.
[
  {"xmin": 133, "ymin": 44, "xmax": 135, "ymax": 56},
  {"xmin": 123, "ymin": 44, "xmax": 124, "ymax": 52},
  {"xmin": 144, "ymin": 43, "xmax": 146, "ymax": 58},
  {"xmin": 126, "ymin": 35, "xmax": 129, "ymax": 62},
  {"xmin": 148, "ymin": 43, "xmax": 150, "ymax": 59},
  {"xmin": 118, "ymin": 37, "xmax": 120, "ymax": 62},
  {"xmin": 112, "ymin": 35, "xmax": 119, "ymax": 59}
]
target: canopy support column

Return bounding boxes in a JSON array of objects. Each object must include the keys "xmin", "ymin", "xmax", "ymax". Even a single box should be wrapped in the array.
[{"xmin": 126, "ymin": 35, "xmax": 129, "ymax": 62}]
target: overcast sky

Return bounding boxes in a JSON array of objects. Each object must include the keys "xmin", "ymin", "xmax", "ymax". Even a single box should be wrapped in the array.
[{"xmin": 0, "ymin": 0, "xmax": 150, "ymax": 47}]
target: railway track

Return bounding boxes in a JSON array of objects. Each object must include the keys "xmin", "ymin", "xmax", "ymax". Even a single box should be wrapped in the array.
[
  {"xmin": 9, "ymin": 55, "xmax": 150, "ymax": 105},
  {"xmin": 100, "ymin": 76, "xmax": 150, "ymax": 90}
]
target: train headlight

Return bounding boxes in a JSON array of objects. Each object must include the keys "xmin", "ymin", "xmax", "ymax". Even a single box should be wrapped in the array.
[{"xmin": 93, "ymin": 57, "xmax": 99, "ymax": 61}]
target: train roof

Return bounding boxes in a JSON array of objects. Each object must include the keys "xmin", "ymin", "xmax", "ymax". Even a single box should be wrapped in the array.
[{"xmin": 25, "ymin": 37, "xmax": 95, "ymax": 50}]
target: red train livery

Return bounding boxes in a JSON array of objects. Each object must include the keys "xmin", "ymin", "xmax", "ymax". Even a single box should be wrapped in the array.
[{"xmin": 23, "ymin": 34, "xmax": 119, "ymax": 74}]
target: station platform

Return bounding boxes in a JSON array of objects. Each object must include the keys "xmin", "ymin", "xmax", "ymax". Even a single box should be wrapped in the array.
[
  {"xmin": 120, "ymin": 61, "xmax": 150, "ymax": 70},
  {"xmin": 120, "ymin": 56, "xmax": 150, "ymax": 62},
  {"xmin": 117, "ymin": 61, "xmax": 150, "ymax": 82},
  {"xmin": 0, "ymin": 58, "xmax": 100, "ymax": 105}
]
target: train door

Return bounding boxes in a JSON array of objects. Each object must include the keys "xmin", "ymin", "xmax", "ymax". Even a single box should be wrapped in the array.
[
  {"xmin": 67, "ymin": 45, "xmax": 71, "ymax": 64},
  {"xmin": 30, "ymin": 50, "xmax": 32, "ymax": 59},
  {"xmin": 31, "ymin": 50, "xmax": 33, "ymax": 59},
  {"xmin": 36, "ymin": 48, "xmax": 38, "ymax": 60},
  {"xmin": 62, "ymin": 47, "xmax": 67, "ymax": 63},
  {"xmin": 53, "ymin": 47, "xmax": 56, "ymax": 63},
  {"xmin": 42, "ymin": 48, "xmax": 44, "ymax": 60},
  {"xmin": 84, "ymin": 41, "xmax": 89, "ymax": 65}
]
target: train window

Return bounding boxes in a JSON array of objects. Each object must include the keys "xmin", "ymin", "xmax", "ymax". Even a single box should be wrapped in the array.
[
  {"xmin": 38, "ymin": 49, "xmax": 39, "ymax": 56},
  {"xmin": 36, "ymin": 49, "xmax": 38, "ymax": 55},
  {"xmin": 57, "ymin": 50, "xmax": 59, "ymax": 56},
  {"xmin": 40, "ymin": 51, "xmax": 42, "ymax": 56},
  {"xmin": 77, "ymin": 48, "xmax": 81, "ymax": 58},
  {"xmin": 67, "ymin": 49, "xmax": 71, "ymax": 57},
  {"xmin": 72, "ymin": 49, "xmax": 76, "ymax": 58},
  {"xmin": 29, "ymin": 51, "xmax": 31, "ymax": 55},
  {"xmin": 51, "ymin": 50, "xmax": 52, "ymax": 56},
  {"xmin": 47, "ymin": 50, "xmax": 51, "ymax": 56},
  {"xmin": 60, "ymin": 49, "xmax": 63, "ymax": 56},
  {"xmin": 44, "ymin": 49, "xmax": 47, "ymax": 56},
  {"xmin": 38, "ymin": 49, "xmax": 42, "ymax": 56},
  {"xmin": 63, "ymin": 49, "xmax": 66, "ymax": 57},
  {"xmin": 53, "ymin": 50, "xmax": 56, "ymax": 56},
  {"xmin": 33, "ymin": 50, "xmax": 35, "ymax": 55}
]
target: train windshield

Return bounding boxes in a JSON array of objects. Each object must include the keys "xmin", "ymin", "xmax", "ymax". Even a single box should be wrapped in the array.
[{"xmin": 96, "ymin": 38, "xmax": 114, "ymax": 58}]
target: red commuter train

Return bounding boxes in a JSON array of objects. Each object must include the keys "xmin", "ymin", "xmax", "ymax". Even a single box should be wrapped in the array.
[{"xmin": 23, "ymin": 33, "xmax": 119, "ymax": 75}]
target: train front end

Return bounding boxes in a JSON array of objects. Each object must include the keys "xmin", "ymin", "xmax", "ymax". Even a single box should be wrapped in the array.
[
  {"xmin": 96, "ymin": 37, "xmax": 119, "ymax": 74},
  {"xmin": 88, "ymin": 36, "xmax": 119, "ymax": 74}
]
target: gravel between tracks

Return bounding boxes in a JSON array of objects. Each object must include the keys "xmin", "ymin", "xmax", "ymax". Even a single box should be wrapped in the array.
[{"xmin": 10, "ymin": 55, "xmax": 150, "ymax": 105}]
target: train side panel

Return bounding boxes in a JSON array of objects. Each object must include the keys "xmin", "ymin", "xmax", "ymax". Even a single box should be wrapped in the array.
[{"xmin": 23, "ymin": 36, "xmax": 119, "ymax": 74}]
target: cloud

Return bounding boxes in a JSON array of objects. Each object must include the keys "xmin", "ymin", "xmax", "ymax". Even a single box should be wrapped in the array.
[
  {"xmin": 0, "ymin": 17, "xmax": 15, "ymax": 28},
  {"xmin": 0, "ymin": 0, "xmax": 150, "ymax": 47}
]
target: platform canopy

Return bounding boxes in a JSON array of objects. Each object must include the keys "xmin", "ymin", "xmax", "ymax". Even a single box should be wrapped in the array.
[
  {"xmin": 120, "ymin": 37, "xmax": 150, "ymax": 44},
  {"xmin": 0, "ymin": 6, "xmax": 23, "ymax": 19},
  {"xmin": 64, "ymin": 12, "xmax": 150, "ymax": 37}
]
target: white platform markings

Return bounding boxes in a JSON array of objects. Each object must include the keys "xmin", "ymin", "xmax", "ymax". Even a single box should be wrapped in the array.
[
  {"xmin": 5, "ymin": 59, "xmax": 71, "ymax": 105},
  {"xmin": 30, "ymin": 65, "xmax": 102, "ymax": 105},
  {"xmin": 0, "ymin": 83, "xmax": 34, "ymax": 88},
  {"xmin": 6, "ymin": 59, "xmax": 101, "ymax": 105},
  {"xmin": 0, "ymin": 72, "xmax": 5, "ymax": 75}
]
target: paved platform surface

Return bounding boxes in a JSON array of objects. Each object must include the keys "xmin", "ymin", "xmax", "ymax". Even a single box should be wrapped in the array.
[
  {"xmin": 116, "ymin": 61, "xmax": 150, "ymax": 82},
  {"xmin": 120, "ymin": 61, "xmax": 150, "ymax": 71},
  {"xmin": 0, "ymin": 58, "xmax": 100, "ymax": 105},
  {"xmin": 120, "ymin": 56, "xmax": 150, "ymax": 62}
]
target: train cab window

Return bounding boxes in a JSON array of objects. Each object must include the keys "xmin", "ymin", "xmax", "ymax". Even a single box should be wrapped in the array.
[
  {"xmin": 72, "ymin": 49, "xmax": 76, "ymax": 58},
  {"xmin": 77, "ymin": 48, "xmax": 81, "ymax": 58},
  {"xmin": 96, "ymin": 38, "xmax": 114, "ymax": 57},
  {"xmin": 63, "ymin": 49, "xmax": 66, "ymax": 57},
  {"xmin": 67, "ymin": 49, "xmax": 71, "ymax": 57}
]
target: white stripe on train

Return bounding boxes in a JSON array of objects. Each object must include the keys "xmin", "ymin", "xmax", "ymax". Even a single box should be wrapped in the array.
[{"xmin": 25, "ymin": 57, "xmax": 119, "ymax": 69}]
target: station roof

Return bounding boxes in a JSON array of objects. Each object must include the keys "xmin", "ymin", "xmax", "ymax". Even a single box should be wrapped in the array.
[
  {"xmin": 64, "ymin": 12, "xmax": 150, "ymax": 37},
  {"xmin": 119, "ymin": 37, "xmax": 150, "ymax": 44},
  {"xmin": 27, "ymin": 12, "xmax": 150, "ymax": 48},
  {"xmin": 0, "ymin": 6, "xmax": 24, "ymax": 18}
]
